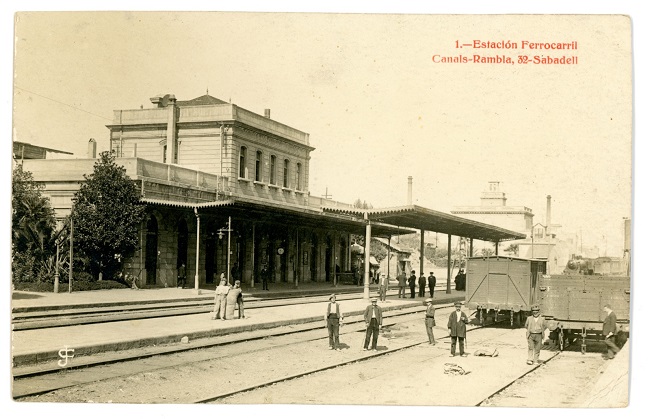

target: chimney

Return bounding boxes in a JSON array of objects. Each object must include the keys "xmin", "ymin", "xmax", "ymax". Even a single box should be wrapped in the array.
[
  {"xmin": 264, "ymin": 109, "xmax": 271, "ymax": 118},
  {"xmin": 87, "ymin": 138, "xmax": 96, "ymax": 158},
  {"xmin": 407, "ymin": 176, "xmax": 413, "ymax": 205},
  {"xmin": 546, "ymin": 195, "xmax": 552, "ymax": 228}
]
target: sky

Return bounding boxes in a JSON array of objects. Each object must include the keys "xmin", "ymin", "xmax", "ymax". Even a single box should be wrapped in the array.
[
  {"xmin": 2, "ymin": 2, "xmax": 648, "ymax": 417},
  {"xmin": 7, "ymin": 9, "xmax": 636, "ymax": 255}
]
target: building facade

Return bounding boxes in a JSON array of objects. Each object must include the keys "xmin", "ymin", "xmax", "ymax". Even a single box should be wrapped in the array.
[
  {"xmin": 451, "ymin": 181, "xmax": 534, "ymax": 238},
  {"xmin": 23, "ymin": 94, "xmax": 402, "ymax": 289}
]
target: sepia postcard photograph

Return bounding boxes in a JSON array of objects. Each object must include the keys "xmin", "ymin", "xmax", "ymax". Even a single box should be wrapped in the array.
[{"xmin": 3, "ymin": 1, "xmax": 647, "ymax": 418}]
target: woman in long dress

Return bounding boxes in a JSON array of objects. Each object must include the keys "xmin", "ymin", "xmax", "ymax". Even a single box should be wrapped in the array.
[{"xmin": 212, "ymin": 277, "xmax": 230, "ymax": 320}]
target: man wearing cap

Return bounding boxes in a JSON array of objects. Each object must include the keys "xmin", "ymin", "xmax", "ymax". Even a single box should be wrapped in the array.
[
  {"xmin": 524, "ymin": 305, "xmax": 548, "ymax": 365},
  {"xmin": 424, "ymin": 298, "xmax": 437, "ymax": 345},
  {"xmin": 363, "ymin": 298, "xmax": 383, "ymax": 351},
  {"xmin": 408, "ymin": 270, "xmax": 417, "ymax": 299},
  {"xmin": 378, "ymin": 273, "xmax": 389, "ymax": 302},
  {"xmin": 427, "ymin": 272, "xmax": 437, "ymax": 298},
  {"xmin": 325, "ymin": 294, "xmax": 343, "ymax": 350},
  {"xmin": 418, "ymin": 272, "xmax": 427, "ymax": 298},
  {"xmin": 397, "ymin": 271, "xmax": 407, "ymax": 298},
  {"xmin": 447, "ymin": 301, "xmax": 470, "ymax": 356},
  {"xmin": 602, "ymin": 304, "xmax": 620, "ymax": 360}
]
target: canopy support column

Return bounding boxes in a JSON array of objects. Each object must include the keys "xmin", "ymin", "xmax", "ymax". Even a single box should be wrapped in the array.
[
  {"xmin": 420, "ymin": 228, "xmax": 425, "ymax": 278},
  {"xmin": 495, "ymin": 240, "xmax": 499, "ymax": 256},
  {"xmin": 446, "ymin": 234, "xmax": 452, "ymax": 294},
  {"xmin": 194, "ymin": 208, "xmax": 201, "ymax": 295},
  {"xmin": 364, "ymin": 212, "xmax": 371, "ymax": 300}
]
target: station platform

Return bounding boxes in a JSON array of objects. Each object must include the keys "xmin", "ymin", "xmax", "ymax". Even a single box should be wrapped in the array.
[{"xmin": 11, "ymin": 283, "xmax": 464, "ymax": 367}]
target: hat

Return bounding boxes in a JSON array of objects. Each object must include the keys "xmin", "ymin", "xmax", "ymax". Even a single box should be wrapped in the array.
[
  {"xmin": 329, "ymin": 294, "xmax": 336, "ymax": 301},
  {"xmin": 371, "ymin": 297, "xmax": 378, "ymax": 303},
  {"xmin": 425, "ymin": 298, "xmax": 433, "ymax": 303},
  {"xmin": 531, "ymin": 305, "xmax": 540, "ymax": 311},
  {"xmin": 454, "ymin": 301, "xmax": 462, "ymax": 307},
  {"xmin": 430, "ymin": 272, "xmax": 434, "ymax": 274}
]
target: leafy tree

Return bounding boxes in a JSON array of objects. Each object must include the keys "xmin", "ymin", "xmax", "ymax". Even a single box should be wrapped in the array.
[
  {"xmin": 12, "ymin": 165, "xmax": 57, "ymax": 283},
  {"xmin": 12, "ymin": 165, "xmax": 56, "ymax": 257},
  {"xmin": 481, "ymin": 248, "xmax": 495, "ymax": 257},
  {"xmin": 71, "ymin": 152, "xmax": 146, "ymax": 281},
  {"xmin": 504, "ymin": 243, "xmax": 519, "ymax": 256}
]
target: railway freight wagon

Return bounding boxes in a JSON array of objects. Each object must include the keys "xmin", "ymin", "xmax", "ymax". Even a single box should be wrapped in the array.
[
  {"xmin": 466, "ymin": 256, "xmax": 547, "ymax": 326},
  {"xmin": 538, "ymin": 274, "xmax": 630, "ymax": 353}
]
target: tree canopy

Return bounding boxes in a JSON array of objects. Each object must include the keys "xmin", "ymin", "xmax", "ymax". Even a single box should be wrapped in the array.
[{"xmin": 71, "ymin": 152, "xmax": 146, "ymax": 280}]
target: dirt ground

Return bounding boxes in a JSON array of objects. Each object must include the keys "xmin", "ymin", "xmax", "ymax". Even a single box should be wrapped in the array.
[{"xmin": 17, "ymin": 308, "xmax": 624, "ymax": 408}]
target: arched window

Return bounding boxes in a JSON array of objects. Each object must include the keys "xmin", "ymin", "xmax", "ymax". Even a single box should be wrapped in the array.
[
  {"xmin": 283, "ymin": 159, "xmax": 289, "ymax": 188},
  {"xmin": 239, "ymin": 146, "xmax": 247, "ymax": 178},
  {"xmin": 270, "ymin": 155, "xmax": 277, "ymax": 185},
  {"xmin": 255, "ymin": 151, "xmax": 262, "ymax": 182},
  {"xmin": 296, "ymin": 162, "xmax": 302, "ymax": 190}
]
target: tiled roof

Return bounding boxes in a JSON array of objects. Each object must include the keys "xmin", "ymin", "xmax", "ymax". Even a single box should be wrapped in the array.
[{"xmin": 176, "ymin": 95, "xmax": 229, "ymax": 107}]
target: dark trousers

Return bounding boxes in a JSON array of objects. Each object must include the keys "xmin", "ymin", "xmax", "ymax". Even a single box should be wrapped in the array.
[
  {"xmin": 178, "ymin": 277, "xmax": 186, "ymax": 288},
  {"xmin": 425, "ymin": 318, "xmax": 436, "ymax": 344},
  {"xmin": 527, "ymin": 333, "xmax": 543, "ymax": 362},
  {"xmin": 364, "ymin": 318, "xmax": 379, "ymax": 349},
  {"xmin": 604, "ymin": 336, "xmax": 620, "ymax": 359},
  {"xmin": 410, "ymin": 285, "xmax": 416, "ymax": 298},
  {"xmin": 429, "ymin": 286, "xmax": 435, "ymax": 298},
  {"xmin": 262, "ymin": 278, "xmax": 269, "ymax": 290},
  {"xmin": 327, "ymin": 317, "xmax": 340, "ymax": 348},
  {"xmin": 418, "ymin": 286, "xmax": 425, "ymax": 297},
  {"xmin": 451, "ymin": 336, "xmax": 465, "ymax": 355},
  {"xmin": 238, "ymin": 302, "xmax": 245, "ymax": 319}
]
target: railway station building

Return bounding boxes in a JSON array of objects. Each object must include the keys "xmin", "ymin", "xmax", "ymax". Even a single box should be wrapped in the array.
[{"xmin": 21, "ymin": 93, "xmax": 525, "ymax": 293}]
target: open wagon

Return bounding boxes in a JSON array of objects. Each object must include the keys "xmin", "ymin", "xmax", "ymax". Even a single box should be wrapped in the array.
[{"xmin": 538, "ymin": 274, "xmax": 630, "ymax": 353}]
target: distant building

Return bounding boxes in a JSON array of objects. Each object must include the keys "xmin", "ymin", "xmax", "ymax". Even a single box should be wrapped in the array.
[
  {"xmin": 451, "ymin": 181, "xmax": 534, "ymax": 239},
  {"xmin": 372, "ymin": 237, "xmax": 412, "ymax": 279},
  {"xmin": 13, "ymin": 141, "xmax": 73, "ymax": 161}
]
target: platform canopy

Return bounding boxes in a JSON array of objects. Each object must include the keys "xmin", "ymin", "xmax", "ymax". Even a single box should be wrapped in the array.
[
  {"xmin": 141, "ymin": 196, "xmax": 411, "ymax": 238},
  {"xmin": 322, "ymin": 204, "xmax": 526, "ymax": 242}
]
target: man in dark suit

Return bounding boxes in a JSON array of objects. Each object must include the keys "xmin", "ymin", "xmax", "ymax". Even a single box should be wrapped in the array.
[
  {"xmin": 447, "ymin": 301, "xmax": 470, "ymax": 357},
  {"xmin": 427, "ymin": 272, "xmax": 437, "ymax": 298},
  {"xmin": 363, "ymin": 298, "xmax": 383, "ymax": 351},
  {"xmin": 418, "ymin": 272, "xmax": 426, "ymax": 297},
  {"xmin": 408, "ymin": 270, "xmax": 417, "ymax": 299},
  {"xmin": 602, "ymin": 304, "xmax": 620, "ymax": 360}
]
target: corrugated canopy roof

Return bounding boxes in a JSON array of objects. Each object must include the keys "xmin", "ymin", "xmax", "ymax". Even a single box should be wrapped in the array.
[
  {"xmin": 140, "ymin": 196, "xmax": 411, "ymax": 237},
  {"xmin": 322, "ymin": 205, "xmax": 526, "ymax": 242}
]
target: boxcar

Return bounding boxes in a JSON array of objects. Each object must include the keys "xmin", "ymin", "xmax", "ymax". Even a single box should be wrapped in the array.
[
  {"xmin": 538, "ymin": 274, "xmax": 631, "ymax": 353},
  {"xmin": 466, "ymin": 256, "xmax": 547, "ymax": 326}
]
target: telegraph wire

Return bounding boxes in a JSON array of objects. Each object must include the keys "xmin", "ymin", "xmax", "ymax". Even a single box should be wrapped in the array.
[{"xmin": 14, "ymin": 85, "xmax": 113, "ymax": 122}]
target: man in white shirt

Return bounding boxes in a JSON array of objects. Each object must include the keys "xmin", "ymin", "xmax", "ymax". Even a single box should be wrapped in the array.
[
  {"xmin": 324, "ymin": 294, "xmax": 343, "ymax": 350},
  {"xmin": 363, "ymin": 298, "xmax": 383, "ymax": 351}
]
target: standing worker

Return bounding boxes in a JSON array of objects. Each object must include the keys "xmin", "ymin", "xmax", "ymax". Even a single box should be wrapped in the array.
[
  {"xmin": 447, "ymin": 301, "xmax": 469, "ymax": 357},
  {"xmin": 418, "ymin": 272, "xmax": 426, "ymax": 297},
  {"xmin": 225, "ymin": 280, "xmax": 243, "ymax": 320},
  {"xmin": 424, "ymin": 298, "xmax": 437, "ymax": 345},
  {"xmin": 408, "ymin": 270, "xmax": 417, "ymax": 299},
  {"xmin": 602, "ymin": 304, "xmax": 620, "ymax": 360},
  {"xmin": 325, "ymin": 294, "xmax": 343, "ymax": 350},
  {"xmin": 363, "ymin": 297, "xmax": 383, "ymax": 351},
  {"xmin": 524, "ymin": 305, "xmax": 548, "ymax": 365},
  {"xmin": 397, "ymin": 271, "xmax": 407, "ymax": 298},
  {"xmin": 211, "ymin": 277, "xmax": 231, "ymax": 320},
  {"xmin": 177, "ymin": 263, "xmax": 187, "ymax": 288},
  {"xmin": 427, "ymin": 271, "xmax": 437, "ymax": 298},
  {"xmin": 378, "ymin": 273, "xmax": 389, "ymax": 302},
  {"xmin": 261, "ymin": 264, "xmax": 270, "ymax": 291}
]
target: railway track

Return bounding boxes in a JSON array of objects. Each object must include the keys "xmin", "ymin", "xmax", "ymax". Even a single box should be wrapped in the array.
[
  {"xmin": 11, "ymin": 291, "xmax": 385, "ymax": 331},
  {"xmin": 13, "ymin": 303, "xmax": 459, "ymax": 399}
]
